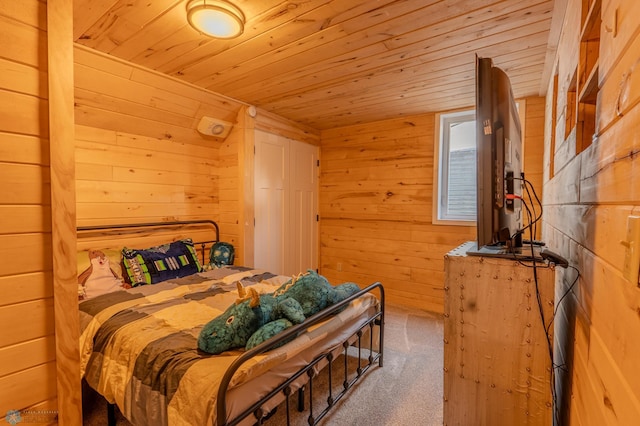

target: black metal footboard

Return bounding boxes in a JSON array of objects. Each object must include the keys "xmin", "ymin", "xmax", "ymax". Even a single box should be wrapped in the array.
[{"xmin": 217, "ymin": 282, "xmax": 385, "ymax": 426}]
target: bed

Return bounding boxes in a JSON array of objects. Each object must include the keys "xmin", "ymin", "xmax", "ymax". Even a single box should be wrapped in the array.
[{"xmin": 77, "ymin": 220, "xmax": 384, "ymax": 426}]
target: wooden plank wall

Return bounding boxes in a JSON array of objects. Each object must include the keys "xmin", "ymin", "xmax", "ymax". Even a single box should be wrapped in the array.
[
  {"xmin": 73, "ymin": 46, "xmax": 245, "ymax": 261},
  {"xmin": 255, "ymin": 108, "xmax": 321, "ymax": 147},
  {"xmin": 320, "ymin": 115, "xmax": 473, "ymax": 312},
  {"xmin": 320, "ymin": 99, "xmax": 545, "ymax": 313},
  {"xmin": 221, "ymin": 109, "xmax": 251, "ymax": 270},
  {"xmin": 524, "ymin": 97, "xmax": 546, "ymax": 240},
  {"xmin": 543, "ymin": 0, "xmax": 640, "ymax": 424},
  {"xmin": 0, "ymin": 0, "xmax": 59, "ymax": 420}
]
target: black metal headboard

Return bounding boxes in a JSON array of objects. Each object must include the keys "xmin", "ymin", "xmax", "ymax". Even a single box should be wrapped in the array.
[{"xmin": 77, "ymin": 219, "xmax": 220, "ymax": 265}]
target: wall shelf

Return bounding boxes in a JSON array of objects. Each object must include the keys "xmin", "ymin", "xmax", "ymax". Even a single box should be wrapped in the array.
[
  {"xmin": 580, "ymin": 0, "xmax": 601, "ymax": 41},
  {"xmin": 576, "ymin": 0, "xmax": 601, "ymax": 153},
  {"xmin": 579, "ymin": 59, "xmax": 599, "ymax": 104}
]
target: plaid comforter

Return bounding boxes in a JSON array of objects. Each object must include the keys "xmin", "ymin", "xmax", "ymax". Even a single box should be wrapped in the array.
[{"xmin": 79, "ymin": 266, "xmax": 377, "ymax": 426}]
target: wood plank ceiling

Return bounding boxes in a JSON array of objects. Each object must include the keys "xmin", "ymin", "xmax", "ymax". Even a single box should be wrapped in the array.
[{"xmin": 73, "ymin": 0, "xmax": 556, "ymax": 130}]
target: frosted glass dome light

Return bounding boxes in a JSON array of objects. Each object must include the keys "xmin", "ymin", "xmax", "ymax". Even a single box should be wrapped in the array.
[{"xmin": 187, "ymin": 0, "xmax": 245, "ymax": 39}]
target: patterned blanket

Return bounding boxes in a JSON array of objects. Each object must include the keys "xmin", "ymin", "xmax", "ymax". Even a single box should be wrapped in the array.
[{"xmin": 79, "ymin": 266, "xmax": 378, "ymax": 425}]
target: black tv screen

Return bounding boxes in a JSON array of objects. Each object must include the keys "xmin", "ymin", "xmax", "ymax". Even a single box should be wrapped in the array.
[{"xmin": 475, "ymin": 56, "xmax": 523, "ymax": 249}]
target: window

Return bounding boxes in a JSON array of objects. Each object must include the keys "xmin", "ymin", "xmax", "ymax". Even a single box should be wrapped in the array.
[{"xmin": 434, "ymin": 110, "xmax": 477, "ymax": 224}]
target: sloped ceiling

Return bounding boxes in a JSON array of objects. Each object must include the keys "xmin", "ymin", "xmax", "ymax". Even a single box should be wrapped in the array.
[{"xmin": 73, "ymin": 0, "xmax": 558, "ymax": 130}]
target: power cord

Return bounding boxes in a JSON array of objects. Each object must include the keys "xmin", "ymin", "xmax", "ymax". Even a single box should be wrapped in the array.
[{"xmin": 505, "ymin": 177, "xmax": 579, "ymax": 426}]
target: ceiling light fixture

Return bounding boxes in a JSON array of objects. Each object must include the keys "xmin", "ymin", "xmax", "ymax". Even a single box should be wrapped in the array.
[{"xmin": 187, "ymin": 0, "xmax": 245, "ymax": 39}]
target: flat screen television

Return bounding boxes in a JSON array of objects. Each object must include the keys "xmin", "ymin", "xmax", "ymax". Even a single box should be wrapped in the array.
[{"xmin": 474, "ymin": 56, "xmax": 523, "ymax": 252}]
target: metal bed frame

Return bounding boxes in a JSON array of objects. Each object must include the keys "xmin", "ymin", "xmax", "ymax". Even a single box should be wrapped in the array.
[
  {"xmin": 77, "ymin": 219, "xmax": 220, "ymax": 265},
  {"xmin": 77, "ymin": 220, "xmax": 385, "ymax": 426},
  {"xmin": 218, "ymin": 281, "xmax": 384, "ymax": 426}
]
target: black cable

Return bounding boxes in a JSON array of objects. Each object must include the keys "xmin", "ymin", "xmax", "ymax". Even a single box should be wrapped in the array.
[
  {"xmin": 547, "ymin": 265, "xmax": 580, "ymax": 426},
  {"xmin": 526, "ymin": 200, "xmax": 555, "ymax": 417},
  {"xmin": 509, "ymin": 177, "xmax": 543, "ymax": 241},
  {"xmin": 508, "ymin": 197, "xmax": 548, "ymax": 268},
  {"xmin": 521, "ymin": 177, "xmax": 537, "ymax": 237},
  {"xmin": 546, "ymin": 265, "xmax": 580, "ymax": 337},
  {"xmin": 504, "ymin": 175, "xmax": 579, "ymax": 426},
  {"xmin": 523, "ymin": 178, "xmax": 541, "ymax": 238},
  {"xmin": 522, "ymin": 178, "xmax": 542, "ymax": 236},
  {"xmin": 509, "ymin": 186, "xmax": 558, "ymax": 424}
]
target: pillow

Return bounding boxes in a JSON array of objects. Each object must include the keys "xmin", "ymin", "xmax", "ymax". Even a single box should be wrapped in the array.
[
  {"xmin": 77, "ymin": 249, "xmax": 124, "ymax": 280},
  {"xmin": 77, "ymin": 249, "xmax": 126, "ymax": 300},
  {"xmin": 209, "ymin": 242, "xmax": 235, "ymax": 268},
  {"xmin": 122, "ymin": 239, "xmax": 202, "ymax": 286}
]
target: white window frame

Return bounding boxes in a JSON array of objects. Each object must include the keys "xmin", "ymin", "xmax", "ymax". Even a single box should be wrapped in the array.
[
  {"xmin": 433, "ymin": 109, "xmax": 477, "ymax": 225},
  {"xmin": 432, "ymin": 101, "xmax": 526, "ymax": 226}
]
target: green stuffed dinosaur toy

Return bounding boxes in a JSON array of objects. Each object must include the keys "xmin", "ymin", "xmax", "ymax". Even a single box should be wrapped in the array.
[{"xmin": 197, "ymin": 270, "xmax": 360, "ymax": 354}]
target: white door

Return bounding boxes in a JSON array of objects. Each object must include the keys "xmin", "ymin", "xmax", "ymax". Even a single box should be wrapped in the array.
[
  {"xmin": 290, "ymin": 141, "xmax": 319, "ymax": 274},
  {"xmin": 254, "ymin": 131, "xmax": 289, "ymax": 275},
  {"xmin": 254, "ymin": 130, "xmax": 318, "ymax": 276}
]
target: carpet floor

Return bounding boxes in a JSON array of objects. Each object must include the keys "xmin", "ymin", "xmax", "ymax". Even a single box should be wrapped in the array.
[{"xmin": 82, "ymin": 303, "xmax": 444, "ymax": 425}]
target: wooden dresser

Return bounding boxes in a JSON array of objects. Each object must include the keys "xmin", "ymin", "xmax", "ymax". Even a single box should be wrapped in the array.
[{"xmin": 443, "ymin": 242, "xmax": 555, "ymax": 425}]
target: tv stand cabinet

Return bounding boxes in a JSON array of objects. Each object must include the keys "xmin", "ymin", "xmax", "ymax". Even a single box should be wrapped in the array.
[{"xmin": 443, "ymin": 242, "xmax": 555, "ymax": 426}]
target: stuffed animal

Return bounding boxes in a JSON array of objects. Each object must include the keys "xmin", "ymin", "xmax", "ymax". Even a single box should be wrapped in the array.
[
  {"xmin": 78, "ymin": 250, "xmax": 129, "ymax": 300},
  {"xmin": 197, "ymin": 270, "xmax": 360, "ymax": 354}
]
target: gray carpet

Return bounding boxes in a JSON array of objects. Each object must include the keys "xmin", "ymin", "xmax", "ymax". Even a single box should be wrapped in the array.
[
  {"xmin": 306, "ymin": 304, "xmax": 444, "ymax": 426},
  {"xmin": 83, "ymin": 304, "xmax": 444, "ymax": 425}
]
